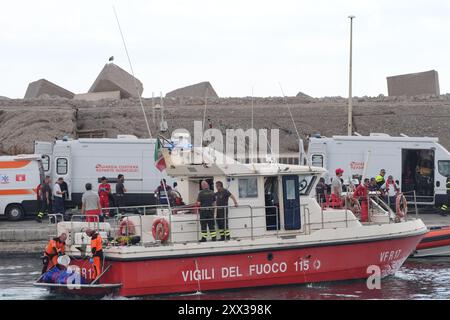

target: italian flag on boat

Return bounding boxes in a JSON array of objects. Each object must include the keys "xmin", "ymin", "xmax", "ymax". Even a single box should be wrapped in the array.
[{"xmin": 154, "ymin": 138, "xmax": 166, "ymax": 172}]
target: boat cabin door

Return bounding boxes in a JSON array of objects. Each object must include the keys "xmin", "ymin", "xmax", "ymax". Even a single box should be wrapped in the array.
[{"xmin": 282, "ymin": 175, "xmax": 301, "ymax": 230}]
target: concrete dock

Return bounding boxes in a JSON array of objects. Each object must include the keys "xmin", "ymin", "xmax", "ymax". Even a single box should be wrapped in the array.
[{"xmin": 0, "ymin": 213, "xmax": 449, "ymax": 255}]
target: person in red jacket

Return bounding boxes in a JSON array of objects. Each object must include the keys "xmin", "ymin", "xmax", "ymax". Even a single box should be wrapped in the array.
[
  {"xmin": 353, "ymin": 178, "xmax": 370, "ymax": 222},
  {"xmin": 98, "ymin": 177, "xmax": 111, "ymax": 217}
]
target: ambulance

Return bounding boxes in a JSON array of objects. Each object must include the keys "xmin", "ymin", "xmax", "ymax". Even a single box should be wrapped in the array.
[
  {"xmin": 0, "ymin": 155, "xmax": 44, "ymax": 220},
  {"xmin": 34, "ymin": 135, "xmax": 172, "ymax": 209},
  {"xmin": 300, "ymin": 133, "xmax": 450, "ymax": 207}
]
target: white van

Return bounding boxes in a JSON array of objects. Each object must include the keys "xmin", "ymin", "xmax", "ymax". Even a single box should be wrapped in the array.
[
  {"xmin": 301, "ymin": 133, "xmax": 450, "ymax": 206},
  {"xmin": 0, "ymin": 155, "xmax": 44, "ymax": 220},
  {"xmin": 34, "ymin": 135, "xmax": 172, "ymax": 209}
]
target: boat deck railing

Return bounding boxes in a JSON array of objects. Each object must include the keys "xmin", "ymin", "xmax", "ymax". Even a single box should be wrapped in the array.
[
  {"xmin": 52, "ymin": 195, "xmax": 410, "ymax": 247},
  {"xmin": 103, "ymin": 201, "xmax": 393, "ymax": 246},
  {"xmin": 317, "ymin": 191, "xmax": 413, "ymax": 226}
]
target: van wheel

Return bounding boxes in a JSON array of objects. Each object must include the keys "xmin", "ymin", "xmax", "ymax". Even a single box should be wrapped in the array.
[{"xmin": 6, "ymin": 205, "xmax": 24, "ymax": 221}]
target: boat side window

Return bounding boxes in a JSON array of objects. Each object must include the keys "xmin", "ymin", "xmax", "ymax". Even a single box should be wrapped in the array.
[
  {"xmin": 298, "ymin": 174, "xmax": 317, "ymax": 195},
  {"xmin": 56, "ymin": 158, "xmax": 68, "ymax": 175},
  {"xmin": 41, "ymin": 155, "xmax": 50, "ymax": 172},
  {"xmin": 238, "ymin": 177, "xmax": 258, "ymax": 198},
  {"xmin": 438, "ymin": 160, "xmax": 450, "ymax": 177},
  {"xmin": 311, "ymin": 154, "xmax": 323, "ymax": 167}
]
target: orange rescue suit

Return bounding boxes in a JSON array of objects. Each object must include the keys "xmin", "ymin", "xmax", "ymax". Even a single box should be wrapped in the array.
[
  {"xmin": 44, "ymin": 238, "xmax": 65, "ymax": 270},
  {"xmin": 353, "ymin": 184, "xmax": 369, "ymax": 222},
  {"xmin": 90, "ymin": 233, "xmax": 103, "ymax": 278}
]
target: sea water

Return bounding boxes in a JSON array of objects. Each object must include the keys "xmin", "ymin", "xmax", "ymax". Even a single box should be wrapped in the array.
[{"xmin": 1, "ymin": 255, "xmax": 450, "ymax": 300}]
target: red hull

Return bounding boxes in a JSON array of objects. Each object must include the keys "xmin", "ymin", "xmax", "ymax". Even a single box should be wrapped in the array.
[{"xmin": 65, "ymin": 234, "xmax": 423, "ymax": 297}]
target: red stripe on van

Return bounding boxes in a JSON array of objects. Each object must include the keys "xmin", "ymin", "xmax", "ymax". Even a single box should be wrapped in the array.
[
  {"xmin": 0, "ymin": 189, "xmax": 35, "ymax": 196},
  {"xmin": 0, "ymin": 161, "xmax": 31, "ymax": 169}
]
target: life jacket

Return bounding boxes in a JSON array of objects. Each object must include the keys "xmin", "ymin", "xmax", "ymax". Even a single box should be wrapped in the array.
[
  {"xmin": 353, "ymin": 184, "xmax": 368, "ymax": 200},
  {"xmin": 385, "ymin": 180, "xmax": 398, "ymax": 193},
  {"xmin": 91, "ymin": 233, "xmax": 103, "ymax": 256},
  {"xmin": 375, "ymin": 175, "xmax": 385, "ymax": 185},
  {"xmin": 45, "ymin": 238, "xmax": 65, "ymax": 257}
]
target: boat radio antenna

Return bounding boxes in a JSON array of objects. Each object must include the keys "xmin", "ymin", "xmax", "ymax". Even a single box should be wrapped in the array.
[
  {"xmin": 201, "ymin": 87, "xmax": 209, "ymax": 164},
  {"xmin": 251, "ymin": 86, "xmax": 254, "ymax": 164},
  {"xmin": 113, "ymin": 6, "xmax": 153, "ymax": 139},
  {"xmin": 278, "ymin": 82, "xmax": 301, "ymax": 142},
  {"xmin": 202, "ymin": 87, "xmax": 209, "ymax": 133}
]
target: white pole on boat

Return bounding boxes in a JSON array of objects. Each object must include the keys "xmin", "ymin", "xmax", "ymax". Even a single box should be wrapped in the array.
[
  {"xmin": 251, "ymin": 87, "xmax": 254, "ymax": 163},
  {"xmin": 347, "ymin": 15, "xmax": 355, "ymax": 136},
  {"xmin": 113, "ymin": 6, "xmax": 153, "ymax": 139}
]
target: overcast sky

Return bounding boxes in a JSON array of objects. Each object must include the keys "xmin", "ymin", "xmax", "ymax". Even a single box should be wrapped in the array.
[{"xmin": 1, "ymin": 0, "xmax": 449, "ymax": 98}]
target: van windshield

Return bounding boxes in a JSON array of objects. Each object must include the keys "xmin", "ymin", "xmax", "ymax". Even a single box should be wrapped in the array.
[{"xmin": 438, "ymin": 161, "xmax": 450, "ymax": 177}]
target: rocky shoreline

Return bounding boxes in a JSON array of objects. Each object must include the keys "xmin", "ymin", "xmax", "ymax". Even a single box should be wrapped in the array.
[{"xmin": 0, "ymin": 95, "xmax": 449, "ymax": 156}]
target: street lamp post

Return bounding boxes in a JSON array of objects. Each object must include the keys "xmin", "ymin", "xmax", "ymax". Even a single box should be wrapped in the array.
[{"xmin": 347, "ymin": 15, "xmax": 355, "ymax": 136}]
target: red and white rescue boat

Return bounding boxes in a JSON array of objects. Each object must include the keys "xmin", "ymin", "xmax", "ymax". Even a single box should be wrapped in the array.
[{"xmin": 34, "ymin": 144, "xmax": 427, "ymax": 297}]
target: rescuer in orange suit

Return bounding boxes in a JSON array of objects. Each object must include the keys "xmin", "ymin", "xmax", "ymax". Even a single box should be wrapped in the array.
[
  {"xmin": 353, "ymin": 178, "xmax": 370, "ymax": 222},
  {"xmin": 42, "ymin": 233, "xmax": 67, "ymax": 274},
  {"xmin": 98, "ymin": 177, "xmax": 111, "ymax": 217},
  {"xmin": 85, "ymin": 229, "xmax": 103, "ymax": 279}
]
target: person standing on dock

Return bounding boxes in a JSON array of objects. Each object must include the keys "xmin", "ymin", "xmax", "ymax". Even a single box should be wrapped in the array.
[
  {"xmin": 331, "ymin": 168, "xmax": 344, "ymax": 207},
  {"xmin": 197, "ymin": 180, "xmax": 217, "ymax": 242},
  {"xmin": 353, "ymin": 178, "xmax": 370, "ymax": 222},
  {"xmin": 60, "ymin": 178, "xmax": 69, "ymax": 212},
  {"xmin": 41, "ymin": 233, "xmax": 67, "ymax": 274},
  {"xmin": 375, "ymin": 169, "xmax": 386, "ymax": 190},
  {"xmin": 36, "ymin": 176, "xmax": 52, "ymax": 223},
  {"xmin": 315, "ymin": 177, "xmax": 327, "ymax": 206},
  {"xmin": 98, "ymin": 177, "xmax": 111, "ymax": 217},
  {"xmin": 81, "ymin": 183, "xmax": 102, "ymax": 223},
  {"xmin": 52, "ymin": 177, "xmax": 66, "ymax": 214},
  {"xmin": 440, "ymin": 177, "xmax": 450, "ymax": 216},
  {"xmin": 381, "ymin": 175, "xmax": 400, "ymax": 209},
  {"xmin": 155, "ymin": 179, "xmax": 172, "ymax": 205},
  {"xmin": 215, "ymin": 181, "xmax": 238, "ymax": 241},
  {"xmin": 85, "ymin": 229, "xmax": 103, "ymax": 279},
  {"xmin": 115, "ymin": 174, "xmax": 127, "ymax": 215},
  {"xmin": 368, "ymin": 177, "xmax": 378, "ymax": 192}
]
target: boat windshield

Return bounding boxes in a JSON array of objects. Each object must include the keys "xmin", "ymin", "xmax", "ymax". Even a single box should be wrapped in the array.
[{"xmin": 298, "ymin": 174, "xmax": 317, "ymax": 195}]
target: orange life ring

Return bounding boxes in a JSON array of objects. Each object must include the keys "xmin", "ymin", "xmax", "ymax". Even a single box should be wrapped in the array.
[
  {"xmin": 396, "ymin": 193, "xmax": 408, "ymax": 218},
  {"xmin": 119, "ymin": 219, "xmax": 136, "ymax": 236},
  {"xmin": 152, "ymin": 218, "xmax": 170, "ymax": 242}
]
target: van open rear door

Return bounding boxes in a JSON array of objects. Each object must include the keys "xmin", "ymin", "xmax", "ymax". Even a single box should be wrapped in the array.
[
  {"xmin": 401, "ymin": 149, "xmax": 435, "ymax": 205},
  {"xmin": 34, "ymin": 141, "xmax": 53, "ymax": 175},
  {"xmin": 53, "ymin": 144, "xmax": 72, "ymax": 201}
]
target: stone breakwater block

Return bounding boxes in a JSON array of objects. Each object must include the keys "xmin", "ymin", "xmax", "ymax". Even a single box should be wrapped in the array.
[
  {"xmin": 165, "ymin": 81, "xmax": 218, "ymax": 98},
  {"xmin": 74, "ymin": 91, "xmax": 121, "ymax": 101},
  {"xmin": 89, "ymin": 63, "xmax": 143, "ymax": 99},
  {"xmin": 387, "ymin": 70, "xmax": 440, "ymax": 97},
  {"xmin": 24, "ymin": 79, "xmax": 74, "ymax": 99}
]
